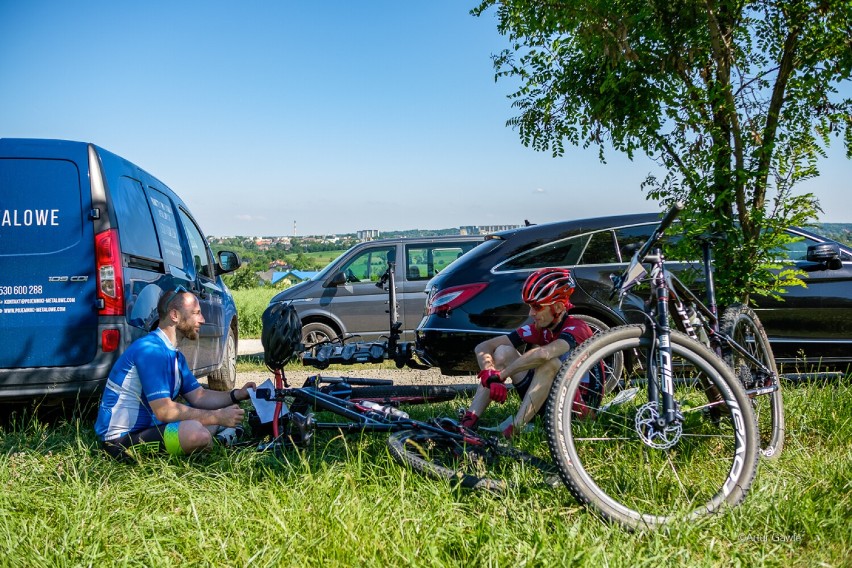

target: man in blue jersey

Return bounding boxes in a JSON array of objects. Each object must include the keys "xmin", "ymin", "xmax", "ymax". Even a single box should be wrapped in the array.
[{"xmin": 95, "ymin": 288, "xmax": 255, "ymax": 460}]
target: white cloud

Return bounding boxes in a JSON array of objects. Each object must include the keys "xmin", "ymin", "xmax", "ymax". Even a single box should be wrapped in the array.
[{"xmin": 533, "ymin": 188, "xmax": 547, "ymax": 194}]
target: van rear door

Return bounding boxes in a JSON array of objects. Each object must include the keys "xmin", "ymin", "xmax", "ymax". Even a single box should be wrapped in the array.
[{"xmin": 0, "ymin": 142, "xmax": 98, "ymax": 368}]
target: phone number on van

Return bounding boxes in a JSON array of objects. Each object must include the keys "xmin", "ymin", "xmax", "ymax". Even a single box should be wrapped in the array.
[{"xmin": 0, "ymin": 285, "xmax": 44, "ymax": 296}]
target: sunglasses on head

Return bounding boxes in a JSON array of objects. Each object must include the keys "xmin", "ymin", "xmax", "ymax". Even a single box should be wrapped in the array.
[
  {"xmin": 162, "ymin": 285, "xmax": 189, "ymax": 309},
  {"xmin": 527, "ymin": 301, "xmax": 554, "ymax": 311}
]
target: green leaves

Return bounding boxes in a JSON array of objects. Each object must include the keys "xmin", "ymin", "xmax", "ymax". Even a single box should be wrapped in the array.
[{"xmin": 475, "ymin": 0, "xmax": 851, "ymax": 302}]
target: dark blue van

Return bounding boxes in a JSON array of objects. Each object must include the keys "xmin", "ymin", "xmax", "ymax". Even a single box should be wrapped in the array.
[{"xmin": 0, "ymin": 139, "xmax": 242, "ymax": 401}]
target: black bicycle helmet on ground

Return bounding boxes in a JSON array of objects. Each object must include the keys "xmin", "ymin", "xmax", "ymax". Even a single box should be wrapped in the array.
[{"xmin": 261, "ymin": 302, "xmax": 303, "ymax": 370}]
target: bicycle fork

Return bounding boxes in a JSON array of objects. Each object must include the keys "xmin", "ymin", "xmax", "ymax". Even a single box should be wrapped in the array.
[{"xmin": 649, "ymin": 256, "xmax": 680, "ymax": 428}]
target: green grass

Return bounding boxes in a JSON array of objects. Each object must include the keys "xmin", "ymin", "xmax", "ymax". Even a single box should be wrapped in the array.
[
  {"xmin": 232, "ymin": 288, "xmax": 282, "ymax": 338},
  {"xmin": 1, "ymin": 381, "xmax": 850, "ymax": 566}
]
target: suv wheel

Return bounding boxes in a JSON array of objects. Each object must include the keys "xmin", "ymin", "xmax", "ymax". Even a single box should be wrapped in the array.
[
  {"xmin": 208, "ymin": 328, "xmax": 237, "ymax": 391},
  {"xmin": 302, "ymin": 322, "xmax": 338, "ymax": 348}
]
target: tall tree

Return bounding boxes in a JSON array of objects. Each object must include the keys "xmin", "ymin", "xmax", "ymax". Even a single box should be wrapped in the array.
[{"xmin": 474, "ymin": 0, "xmax": 851, "ymax": 302}]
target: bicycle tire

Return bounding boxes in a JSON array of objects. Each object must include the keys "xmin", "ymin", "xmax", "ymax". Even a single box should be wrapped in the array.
[
  {"xmin": 720, "ymin": 303, "xmax": 785, "ymax": 459},
  {"xmin": 349, "ymin": 385, "xmax": 461, "ymax": 405},
  {"xmin": 572, "ymin": 314, "xmax": 623, "ymax": 394},
  {"xmin": 546, "ymin": 324, "xmax": 759, "ymax": 530},
  {"xmin": 388, "ymin": 429, "xmax": 557, "ymax": 493}
]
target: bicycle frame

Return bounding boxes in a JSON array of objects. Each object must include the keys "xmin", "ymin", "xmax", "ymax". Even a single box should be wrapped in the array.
[
  {"xmin": 257, "ymin": 379, "xmax": 479, "ymax": 442},
  {"xmin": 663, "ymin": 243, "xmax": 780, "ymax": 398}
]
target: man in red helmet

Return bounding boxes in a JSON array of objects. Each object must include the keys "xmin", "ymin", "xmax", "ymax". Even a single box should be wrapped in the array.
[{"xmin": 459, "ymin": 267, "xmax": 601, "ymax": 438}]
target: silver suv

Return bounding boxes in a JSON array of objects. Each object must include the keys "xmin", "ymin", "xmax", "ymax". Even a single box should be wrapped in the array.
[{"xmin": 268, "ymin": 235, "xmax": 485, "ymax": 346}]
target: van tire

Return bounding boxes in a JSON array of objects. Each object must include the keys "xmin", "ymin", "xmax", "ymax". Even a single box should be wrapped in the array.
[
  {"xmin": 208, "ymin": 329, "xmax": 237, "ymax": 391},
  {"xmin": 302, "ymin": 322, "xmax": 338, "ymax": 348}
]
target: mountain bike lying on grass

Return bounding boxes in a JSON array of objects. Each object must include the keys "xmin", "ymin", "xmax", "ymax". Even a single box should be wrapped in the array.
[
  {"xmin": 247, "ymin": 301, "xmax": 558, "ymax": 492},
  {"xmin": 546, "ymin": 203, "xmax": 761, "ymax": 530}
]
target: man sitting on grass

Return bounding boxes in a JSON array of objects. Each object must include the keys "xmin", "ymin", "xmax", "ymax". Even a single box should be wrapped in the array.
[
  {"xmin": 95, "ymin": 287, "xmax": 255, "ymax": 460},
  {"xmin": 459, "ymin": 267, "xmax": 601, "ymax": 437}
]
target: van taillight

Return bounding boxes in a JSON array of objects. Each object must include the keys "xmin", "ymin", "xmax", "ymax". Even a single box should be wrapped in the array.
[
  {"xmin": 426, "ymin": 283, "xmax": 488, "ymax": 316},
  {"xmin": 95, "ymin": 229, "xmax": 125, "ymax": 316}
]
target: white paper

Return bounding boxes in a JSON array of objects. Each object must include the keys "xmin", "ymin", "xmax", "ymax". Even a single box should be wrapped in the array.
[{"xmin": 247, "ymin": 378, "xmax": 288, "ymax": 423}]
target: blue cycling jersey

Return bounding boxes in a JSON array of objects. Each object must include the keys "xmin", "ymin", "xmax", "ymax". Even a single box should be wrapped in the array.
[{"xmin": 94, "ymin": 329, "xmax": 201, "ymax": 441}]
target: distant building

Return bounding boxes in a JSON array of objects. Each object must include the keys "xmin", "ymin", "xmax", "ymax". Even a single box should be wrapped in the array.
[
  {"xmin": 459, "ymin": 224, "xmax": 520, "ymax": 235},
  {"xmin": 357, "ymin": 229, "xmax": 381, "ymax": 241},
  {"xmin": 270, "ymin": 270, "xmax": 320, "ymax": 286}
]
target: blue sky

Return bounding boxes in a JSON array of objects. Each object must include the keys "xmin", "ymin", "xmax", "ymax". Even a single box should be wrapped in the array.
[{"xmin": 2, "ymin": 1, "xmax": 850, "ymax": 236}]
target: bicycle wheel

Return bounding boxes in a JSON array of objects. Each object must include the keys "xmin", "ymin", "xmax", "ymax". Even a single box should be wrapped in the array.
[
  {"xmin": 720, "ymin": 303, "xmax": 784, "ymax": 459},
  {"xmin": 349, "ymin": 385, "xmax": 462, "ymax": 405},
  {"xmin": 546, "ymin": 325, "xmax": 759, "ymax": 530},
  {"xmin": 572, "ymin": 314, "xmax": 623, "ymax": 394},
  {"xmin": 388, "ymin": 428, "xmax": 556, "ymax": 492}
]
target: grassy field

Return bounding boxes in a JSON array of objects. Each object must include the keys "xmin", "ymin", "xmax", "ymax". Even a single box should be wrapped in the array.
[
  {"xmin": 233, "ymin": 288, "xmax": 282, "ymax": 338},
  {"xmin": 1, "ymin": 380, "xmax": 849, "ymax": 566}
]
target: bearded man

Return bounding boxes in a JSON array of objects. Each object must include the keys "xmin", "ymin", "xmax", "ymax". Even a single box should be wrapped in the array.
[{"xmin": 95, "ymin": 288, "xmax": 254, "ymax": 460}]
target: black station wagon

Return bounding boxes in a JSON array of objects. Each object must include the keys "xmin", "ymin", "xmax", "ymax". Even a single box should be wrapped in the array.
[{"xmin": 415, "ymin": 213, "xmax": 852, "ymax": 375}]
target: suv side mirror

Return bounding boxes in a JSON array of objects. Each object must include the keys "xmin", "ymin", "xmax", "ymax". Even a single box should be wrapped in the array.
[
  {"xmin": 806, "ymin": 242, "xmax": 843, "ymax": 270},
  {"xmin": 329, "ymin": 271, "xmax": 347, "ymax": 287},
  {"xmin": 216, "ymin": 250, "xmax": 241, "ymax": 274}
]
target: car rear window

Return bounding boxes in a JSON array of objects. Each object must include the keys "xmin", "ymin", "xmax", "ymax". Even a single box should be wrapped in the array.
[{"xmin": 498, "ymin": 234, "xmax": 590, "ymax": 271}]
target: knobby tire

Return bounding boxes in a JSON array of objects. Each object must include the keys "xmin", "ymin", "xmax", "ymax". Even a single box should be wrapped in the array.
[
  {"xmin": 387, "ymin": 429, "xmax": 557, "ymax": 493},
  {"xmin": 720, "ymin": 303, "xmax": 785, "ymax": 459},
  {"xmin": 546, "ymin": 325, "xmax": 759, "ymax": 530}
]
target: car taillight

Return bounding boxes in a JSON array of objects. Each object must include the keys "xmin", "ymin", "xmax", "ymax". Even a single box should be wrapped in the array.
[
  {"xmin": 427, "ymin": 283, "xmax": 488, "ymax": 316},
  {"xmin": 95, "ymin": 229, "xmax": 125, "ymax": 316}
]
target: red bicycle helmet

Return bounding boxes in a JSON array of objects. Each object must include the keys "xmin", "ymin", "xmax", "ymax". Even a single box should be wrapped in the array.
[{"xmin": 522, "ymin": 267, "xmax": 576, "ymax": 307}]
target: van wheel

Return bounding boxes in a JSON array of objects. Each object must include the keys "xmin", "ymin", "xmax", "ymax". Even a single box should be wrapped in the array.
[
  {"xmin": 208, "ymin": 329, "xmax": 236, "ymax": 391},
  {"xmin": 302, "ymin": 322, "xmax": 338, "ymax": 349}
]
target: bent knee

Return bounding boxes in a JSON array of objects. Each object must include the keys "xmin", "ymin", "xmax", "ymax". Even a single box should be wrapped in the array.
[
  {"xmin": 179, "ymin": 420, "xmax": 213, "ymax": 453},
  {"xmin": 493, "ymin": 344, "xmax": 521, "ymax": 368}
]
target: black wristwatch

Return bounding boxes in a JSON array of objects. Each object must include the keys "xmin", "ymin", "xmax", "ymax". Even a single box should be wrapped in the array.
[{"xmin": 229, "ymin": 389, "xmax": 239, "ymax": 404}]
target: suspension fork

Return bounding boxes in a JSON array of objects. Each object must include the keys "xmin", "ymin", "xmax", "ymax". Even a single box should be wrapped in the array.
[{"xmin": 649, "ymin": 251, "xmax": 678, "ymax": 426}]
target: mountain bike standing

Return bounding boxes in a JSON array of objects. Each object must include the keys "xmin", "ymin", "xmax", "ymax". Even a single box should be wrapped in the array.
[{"xmin": 460, "ymin": 267, "xmax": 600, "ymax": 438}]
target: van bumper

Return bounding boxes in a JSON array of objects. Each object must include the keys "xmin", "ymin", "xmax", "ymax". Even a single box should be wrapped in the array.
[{"xmin": 0, "ymin": 349, "xmax": 120, "ymax": 402}]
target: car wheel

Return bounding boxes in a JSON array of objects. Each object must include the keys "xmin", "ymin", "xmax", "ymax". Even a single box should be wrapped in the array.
[
  {"xmin": 208, "ymin": 328, "xmax": 237, "ymax": 391},
  {"xmin": 302, "ymin": 322, "xmax": 338, "ymax": 348}
]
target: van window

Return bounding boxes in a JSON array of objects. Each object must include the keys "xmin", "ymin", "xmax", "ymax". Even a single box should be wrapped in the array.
[
  {"xmin": 147, "ymin": 188, "xmax": 184, "ymax": 270},
  {"xmin": 340, "ymin": 246, "xmax": 394, "ymax": 283},
  {"xmin": 112, "ymin": 177, "xmax": 160, "ymax": 260},
  {"xmin": 178, "ymin": 209, "xmax": 213, "ymax": 279},
  {"xmin": 405, "ymin": 242, "xmax": 477, "ymax": 280}
]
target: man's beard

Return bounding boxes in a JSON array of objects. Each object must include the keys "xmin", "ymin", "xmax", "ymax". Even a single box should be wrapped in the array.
[{"xmin": 177, "ymin": 317, "xmax": 199, "ymax": 340}]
